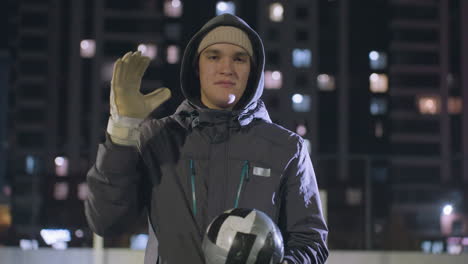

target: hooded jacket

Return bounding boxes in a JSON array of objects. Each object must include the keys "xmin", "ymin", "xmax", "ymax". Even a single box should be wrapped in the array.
[{"xmin": 85, "ymin": 14, "xmax": 328, "ymax": 264}]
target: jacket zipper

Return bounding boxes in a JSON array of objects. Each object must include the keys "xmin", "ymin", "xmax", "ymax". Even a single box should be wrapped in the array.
[
  {"xmin": 190, "ymin": 159, "xmax": 197, "ymax": 216},
  {"xmin": 223, "ymin": 138, "xmax": 229, "ymax": 209}
]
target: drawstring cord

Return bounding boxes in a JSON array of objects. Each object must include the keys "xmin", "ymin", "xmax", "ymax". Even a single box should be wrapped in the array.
[
  {"xmin": 190, "ymin": 160, "xmax": 250, "ymax": 215},
  {"xmin": 190, "ymin": 159, "xmax": 197, "ymax": 216},
  {"xmin": 234, "ymin": 161, "xmax": 249, "ymax": 208}
]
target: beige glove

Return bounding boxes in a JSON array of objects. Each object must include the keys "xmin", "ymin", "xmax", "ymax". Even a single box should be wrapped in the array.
[{"xmin": 107, "ymin": 51, "xmax": 171, "ymax": 146}]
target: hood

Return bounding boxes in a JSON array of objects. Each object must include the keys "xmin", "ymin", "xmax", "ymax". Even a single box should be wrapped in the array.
[{"xmin": 180, "ymin": 14, "xmax": 265, "ymax": 112}]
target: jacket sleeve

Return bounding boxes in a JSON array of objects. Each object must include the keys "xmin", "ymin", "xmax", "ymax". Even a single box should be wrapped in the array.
[
  {"xmin": 85, "ymin": 135, "xmax": 148, "ymax": 236},
  {"xmin": 279, "ymin": 141, "xmax": 329, "ymax": 264}
]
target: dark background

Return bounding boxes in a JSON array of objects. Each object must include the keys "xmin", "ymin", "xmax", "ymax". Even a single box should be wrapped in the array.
[{"xmin": 0, "ymin": 0, "xmax": 467, "ymax": 253}]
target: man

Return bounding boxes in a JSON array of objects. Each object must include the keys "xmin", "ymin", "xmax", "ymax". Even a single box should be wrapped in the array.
[{"xmin": 85, "ymin": 14, "xmax": 328, "ymax": 264}]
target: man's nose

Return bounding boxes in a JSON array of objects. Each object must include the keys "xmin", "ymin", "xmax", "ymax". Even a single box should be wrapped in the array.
[{"xmin": 219, "ymin": 59, "xmax": 234, "ymax": 75}]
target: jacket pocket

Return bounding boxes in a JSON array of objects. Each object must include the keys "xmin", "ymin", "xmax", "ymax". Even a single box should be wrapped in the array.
[{"xmin": 237, "ymin": 160, "xmax": 280, "ymax": 219}]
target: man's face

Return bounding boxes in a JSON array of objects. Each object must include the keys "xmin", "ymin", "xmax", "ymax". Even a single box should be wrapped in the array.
[{"xmin": 198, "ymin": 43, "xmax": 251, "ymax": 110}]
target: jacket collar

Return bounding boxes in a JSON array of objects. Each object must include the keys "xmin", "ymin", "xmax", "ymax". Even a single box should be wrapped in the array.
[{"xmin": 173, "ymin": 99, "xmax": 271, "ymax": 130}]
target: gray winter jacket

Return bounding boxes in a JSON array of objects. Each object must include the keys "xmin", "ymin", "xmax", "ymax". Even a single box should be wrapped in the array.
[{"xmin": 85, "ymin": 14, "xmax": 328, "ymax": 264}]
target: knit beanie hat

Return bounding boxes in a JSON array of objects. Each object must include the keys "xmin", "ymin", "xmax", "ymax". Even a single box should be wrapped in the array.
[{"xmin": 197, "ymin": 26, "xmax": 253, "ymax": 57}]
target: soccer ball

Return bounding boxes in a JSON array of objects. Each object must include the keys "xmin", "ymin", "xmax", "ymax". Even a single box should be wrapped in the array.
[{"xmin": 202, "ymin": 208, "xmax": 284, "ymax": 264}]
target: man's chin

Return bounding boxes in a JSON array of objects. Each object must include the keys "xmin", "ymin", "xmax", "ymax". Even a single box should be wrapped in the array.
[
  {"xmin": 213, "ymin": 96, "xmax": 237, "ymax": 110},
  {"xmin": 213, "ymin": 101, "xmax": 235, "ymax": 110},
  {"xmin": 201, "ymin": 96, "xmax": 238, "ymax": 110}
]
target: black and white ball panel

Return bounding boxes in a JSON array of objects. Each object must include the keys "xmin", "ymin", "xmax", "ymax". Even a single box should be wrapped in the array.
[
  {"xmin": 203, "ymin": 208, "xmax": 284, "ymax": 264},
  {"xmin": 207, "ymin": 208, "xmax": 253, "ymax": 244}
]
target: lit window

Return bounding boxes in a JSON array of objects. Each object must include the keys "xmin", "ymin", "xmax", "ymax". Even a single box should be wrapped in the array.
[
  {"xmin": 265, "ymin": 70, "xmax": 282, "ymax": 89},
  {"xmin": 448, "ymin": 97, "xmax": 462, "ymax": 114},
  {"xmin": 75, "ymin": 229, "xmax": 84, "ymax": 238},
  {"xmin": 447, "ymin": 242, "xmax": 463, "ymax": 255},
  {"xmin": 137, "ymin": 44, "xmax": 157, "ymax": 60},
  {"xmin": 317, "ymin": 74, "xmax": 335, "ymax": 91},
  {"xmin": 292, "ymin": 49, "xmax": 311, "ymax": 68},
  {"xmin": 216, "ymin": 1, "xmax": 236, "ymax": 15},
  {"xmin": 54, "ymin": 157, "xmax": 68, "ymax": 177},
  {"xmin": 77, "ymin": 183, "xmax": 88, "ymax": 200},
  {"xmin": 20, "ymin": 239, "xmax": 39, "ymax": 250},
  {"xmin": 269, "ymin": 3, "xmax": 284, "ymax": 22},
  {"xmin": 0, "ymin": 204, "xmax": 11, "ymax": 226},
  {"xmin": 80, "ymin": 39, "xmax": 95, "ymax": 58},
  {"xmin": 54, "ymin": 183, "xmax": 69, "ymax": 200},
  {"xmin": 40, "ymin": 229, "xmax": 71, "ymax": 250},
  {"xmin": 370, "ymin": 98, "xmax": 387, "ymax": 115},
  {"xmin": 40, "ymin": 229, "xmax": 71, "ymax": 245},
  {"xmin": 164, "ymin": 0, "xmax": 183, "ymax": 18},
  {"xmin": 431, "ymin": 241, "xmax": 444, "ymax": 254},
  {"xmin": 52, "ymin": 242, "xmax": 68, "ymax": 250},
  {"xmin": 463, "ymin": 237, "xmax": 468, "ymax": 246},
  {"xmin": 25, "ymin": 155, "xmax": 36, "ymax": 174},
  {"xmin": 292, "ymin": 93, "xmax": 311, "ymax": 112},
  {"xmin": 417, "ymin": 95, "xmax": 440, "ymax": 115},
  {"xmin": 131, "ymin": 234, "xmax": 149, "ymax": 250},
  {"xmin": 296, "ymin": 124, "xmax": 307, "ymax": 136},
  {"xmin": 2, "ymin": 185, "xmax": 11, "ymax": 197},
  {"xmin": 346, "ymin": 188, "xmax": 362, "ymax": 206},
  {"xmin": 369, "ymin": 50, "xmax": 387, "ymax": 70},
  {"xmin": 421, "ymin": 241, "xmax": 432, "ymax": 253},
  {"xmin": 167, "ymin": 45, "xmax": 180, "ymax": 64},
  {"xmin": 369, "ymin": 73, "xmax": 388, "ymax": 93},
  {"xmin": 292, "ymin": 94, "xmax": 303, "ymax": 104},
  {"xmin": 375, "ymin": 121, "xmax": 383, "ymax": 138},
  {"xmin": 443, "ymin": 204, "xmax": 454, "ymax": 215}
]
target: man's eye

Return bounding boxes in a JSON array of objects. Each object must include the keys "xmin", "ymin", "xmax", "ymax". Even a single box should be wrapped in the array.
[
  {"xmin": 234, "ymin": 57, "xmax": 247, "ymax": 63},
  {"xmin": 208, "ymin": 56, "xmax": 218, "ymax": 60}
]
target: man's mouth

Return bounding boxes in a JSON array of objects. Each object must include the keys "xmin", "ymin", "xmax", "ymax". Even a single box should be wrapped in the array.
[{"xmin": 214, "ymin": 81, "xmax": 235, "ymax": 87}]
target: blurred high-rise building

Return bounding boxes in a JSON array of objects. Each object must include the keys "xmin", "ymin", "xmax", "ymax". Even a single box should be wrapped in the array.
[
  {"xmin": 386, "ymin": 0, "xmax": 467, "ymax": 251},
  {"xmin": 0, "ymin": 0, "xmax": 13, "ymax": 243},
  {"xmin": 6, "ymin": 0, "xmax": 198, "ymax": 247}
]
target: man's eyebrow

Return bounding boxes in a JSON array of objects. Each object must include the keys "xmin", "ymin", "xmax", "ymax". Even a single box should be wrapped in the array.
[
  {"xmin": 202, "ymin": 49, "xmax": 249, "ymax": 57},
  {"xmin": 202, "ymin": 49, "xmax": 220, "ymax": 55},
  {"xmin": 234, "ymin": 51, "xmax": 249, "ymax": 57}
]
